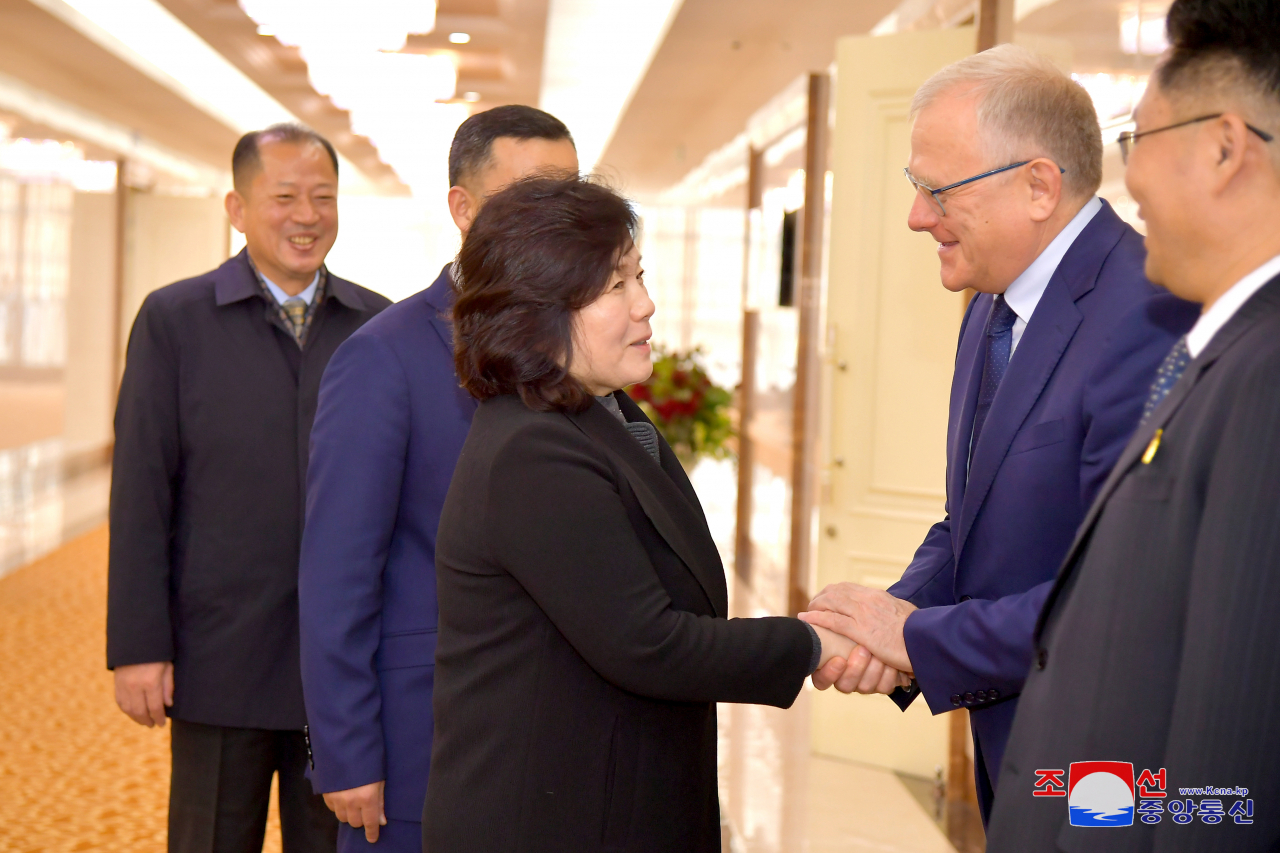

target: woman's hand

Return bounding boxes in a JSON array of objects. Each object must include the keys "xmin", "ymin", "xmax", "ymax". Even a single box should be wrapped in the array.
[
  {"xmin": 812, "ymin": 623, "xmax": 855, "ymax": 669},
  {"xmin": 809, "ymin": 625, "xmax": 912, "ymax": 695}
]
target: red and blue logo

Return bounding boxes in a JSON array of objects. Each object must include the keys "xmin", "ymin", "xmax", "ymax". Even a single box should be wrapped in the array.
[{"xmin": 1068, "ymin": 762, "xmax": 1135, "ymax": 827}]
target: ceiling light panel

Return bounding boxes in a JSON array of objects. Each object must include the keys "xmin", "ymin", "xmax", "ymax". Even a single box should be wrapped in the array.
[
  {"xmin": 238, "ymin": 0, "xmax": 464, "ymax": 198},
  {"xmin": 540, "ymin": 0, "xmax": 685, "ymax": 173},
  {"xmin": 28, "ymin": 0, "xmax": 294, "ymax": 131},
  {"xmin": 238, "ymin": 0, "xmax": 437, "ymax": 53},
  {"xmin": 24, "ymin": 0, "xmax": 371, "ymax": 190}
]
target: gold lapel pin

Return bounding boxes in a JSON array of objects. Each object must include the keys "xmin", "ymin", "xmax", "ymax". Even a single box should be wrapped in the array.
[{"xmin": 1141, "ymin": 428, "xmax": 1163, "ymax": 465}]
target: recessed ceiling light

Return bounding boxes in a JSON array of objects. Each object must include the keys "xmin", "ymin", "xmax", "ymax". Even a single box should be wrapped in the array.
[
  {"xmin": 256, "ymin": 25, "xmax": 275, "ymax": 36},
  {"xmin": 462, "ymin": 91, "xmax": 481, "ymax": 102},
  {"xmin": 449, "ymin": 32, "xmax": 471, "ymax": 44}
]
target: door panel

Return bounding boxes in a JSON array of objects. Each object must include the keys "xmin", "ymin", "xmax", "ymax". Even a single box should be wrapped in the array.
[{"xmin": 813, "ymin": 26, "xmax": 976, "ymax": 779}]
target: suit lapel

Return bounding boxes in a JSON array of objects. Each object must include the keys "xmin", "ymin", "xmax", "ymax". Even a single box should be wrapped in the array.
[
  {"xmin": 1036, "ymin": 273, "xmax": 1280, "ymax": 639},
  {"xmin": 956, "ymin": 272, "xmax": 1084, "ymax": 557},
  {"xmin": 568, "ymin": 396, "xmax": 729, "ymax": 617},
  {"xmin": 946, "ymin": 296, "xmax": 985, "ymax": 552},
  {"xmin": 615, "ymin": 392, "xmax": 710, "ymax": 523},
  {"xmin": 422, "ymin": 264, "xmax": 458, "ymax": 353},
  {"xmin": 419, "ymin": 263, "xmax": 478, "ymax": 413}
]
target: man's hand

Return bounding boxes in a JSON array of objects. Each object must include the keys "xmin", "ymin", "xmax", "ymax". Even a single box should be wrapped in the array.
[
  {"xmin": 113, "ymin": 661, "xmax": 174, "ymax": 727},
  {"xmin": 801, "ymin": 582, "xmax": 918, "ymax": 673},
  {"xmin": 323, "ymin": 781, "xmax": 386, "ymax": 843},
  {"xmin": 811, "ymin": 645, "xmax": 912, "ymax": 695}
]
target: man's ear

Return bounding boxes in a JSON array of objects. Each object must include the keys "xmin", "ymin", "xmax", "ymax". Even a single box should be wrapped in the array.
[
  {"xmin": 1026, "ymin": 158, "xmax": 1064, "ymax": 223},
  {"xmin": 448, "ymin": 185, "xmax": 479, "ymax": 235},
  {"xmin": 225, "ymin": 190, "xmax": 247, "ymax": 233},
  {"xmin": 1208, "ymin": 114, "xmax": 1252, "ymax": 191}
]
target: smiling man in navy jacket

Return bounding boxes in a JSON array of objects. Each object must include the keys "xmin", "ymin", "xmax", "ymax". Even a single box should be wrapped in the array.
[
  {"xmin": 108, "ymin": 124, "xmax": 390, "ymax": 853},
  {"xmin": 801, "ymin": 46, "xmax": 1198, "ymax": 822},
  {"xmin": 297, "ymin": 106, "xmax": 578, "ymax": 851}
]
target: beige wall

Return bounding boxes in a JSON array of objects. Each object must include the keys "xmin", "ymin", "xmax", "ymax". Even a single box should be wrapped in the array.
[
  {"xmin": 120, "ymin": 192, "xmax": 229, "ymax": 367},
  {"xmin": 62, "ymin": 191, "xmax": 117, "ymax": 456}
]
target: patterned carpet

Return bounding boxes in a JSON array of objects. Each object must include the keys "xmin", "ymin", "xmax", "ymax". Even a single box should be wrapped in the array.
[{"xmin": 0, "ymin": 526, "xmax": 283, "ymax": 853}]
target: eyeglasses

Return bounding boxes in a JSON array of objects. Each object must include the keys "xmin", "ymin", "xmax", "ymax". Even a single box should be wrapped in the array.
[
  {"xmin": 1117, "ymin": 113, "xmax": 1275, "ymax": 164},
  {"xmin": 904, "ymin": 161, "xmax": 1063, "ymax": 216}
]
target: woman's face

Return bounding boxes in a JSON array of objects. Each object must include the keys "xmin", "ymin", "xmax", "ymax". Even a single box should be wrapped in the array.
[{"xmin": 570, "ymin": 245, "xmax": 655, "ymax": 396}]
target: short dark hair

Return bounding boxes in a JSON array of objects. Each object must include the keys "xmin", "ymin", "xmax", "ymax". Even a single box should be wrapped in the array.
[
  {"xmin": 232, "ymin": 123, "xmax": 339, "ymax": 193},
  {"xmin": 453, "ymin": 175, "xmax": 637, "ymax": 413},
  {"xmin": 1159, "ymin": 0, "xmax": 1280, "ymax": 117},
  {"xmin": 448, "ymin": 105, "xmax": 574, "ymax": 187}
]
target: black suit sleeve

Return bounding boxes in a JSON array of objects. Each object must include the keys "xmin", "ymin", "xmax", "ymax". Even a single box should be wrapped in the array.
[
  {"xmin": 107, "ymin": 294, "xmax": 181, "ymax": 669},
  {"xmin": 1155, "ymin": 351, "xmax": 1280, "ymax": 850},
  {"xmin": 484, "ymin": 420, "xmax": 812, "ymax": 708}
]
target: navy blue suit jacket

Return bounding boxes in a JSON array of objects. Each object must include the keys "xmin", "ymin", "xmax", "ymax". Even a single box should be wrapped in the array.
[
  {"xmin": 299, "ymin": 265, "xmax": 476, "ymax": 823},
  {"xmin": 888, "ymin": 201, "xmax": 1197, "ymax": 815}
]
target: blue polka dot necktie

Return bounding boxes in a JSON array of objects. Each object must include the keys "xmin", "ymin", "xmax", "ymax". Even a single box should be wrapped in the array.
[
  {"xmin": 970, "ymin": 294, "xmax": 1019, "ymax": 454},
  {"xmin": 1141, "ymin": 335, "xmax": 1190, "ymax": 425}
]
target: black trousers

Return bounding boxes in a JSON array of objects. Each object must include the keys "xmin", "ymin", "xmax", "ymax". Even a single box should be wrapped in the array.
[{"xmin": 169, "ymin": 719, "xmax": 338, "ymax": 853}]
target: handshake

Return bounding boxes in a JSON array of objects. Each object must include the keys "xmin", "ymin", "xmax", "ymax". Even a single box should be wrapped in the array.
[{"xmin": 799, "ymin": 582, "xmax": 918, "ymax": 696}]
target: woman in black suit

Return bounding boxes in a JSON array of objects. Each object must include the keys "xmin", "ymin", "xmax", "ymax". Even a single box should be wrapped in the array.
[{"xmin": 425, "ymin": 176, "xmax": 867, "ymax": 852}]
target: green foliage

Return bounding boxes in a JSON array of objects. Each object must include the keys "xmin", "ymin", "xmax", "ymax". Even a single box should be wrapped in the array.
[{"xmin": 627, "ymin": 345, "xmax": 735, "ymax": 467}]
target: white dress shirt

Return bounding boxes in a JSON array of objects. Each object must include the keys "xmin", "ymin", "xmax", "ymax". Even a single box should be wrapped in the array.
[
  {"xmin": 1185, "ymin": 253, "xmax": 1280, "ymax": 358},
  {"xmin": 1002, "ymin": 196, "xmax": 1103, "ymax": 357},
  {"xmin": 261, "ymin": 270, "xmax": 320, "ymax": 307}
]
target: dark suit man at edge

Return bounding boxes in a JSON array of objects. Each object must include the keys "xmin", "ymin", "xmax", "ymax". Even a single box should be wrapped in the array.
[
  {"xmin": 107, "ymin": 124, "xmax": 391, "ymax": 852},
  {"xmin": 800, "ymin": 46, "xmax": 1198, "ymax": 821},
  {"xmin": 988, "ymin": 1, "xmax": 1280, "ymax": 848},
  {"xmin": 298, "ymin": 106, "xmax": 578, "ymax": 851}
]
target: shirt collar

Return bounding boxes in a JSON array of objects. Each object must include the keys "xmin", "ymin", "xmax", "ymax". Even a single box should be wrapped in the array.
[
  {"xmin": 1185, "ymin": 253, "xmax": 1280, "ymax": 358},
  {"xmin": 260, "ymin": 269, "xmax": 320, "ymax": 306},
  {"xmin": 1002, "ymin": 196, "xmax": 1104, "ymax": 325}
]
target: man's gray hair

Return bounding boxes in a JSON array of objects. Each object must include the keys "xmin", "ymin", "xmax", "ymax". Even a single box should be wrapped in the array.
[{"xmin": 911, "ymin": 44, "xmax": 1103, "ymax": 199}]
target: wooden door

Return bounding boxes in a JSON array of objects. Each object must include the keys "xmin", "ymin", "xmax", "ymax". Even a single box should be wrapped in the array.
[{"xmin": 812, "ymin": 26, "xmax": 977, "ymax": 779}]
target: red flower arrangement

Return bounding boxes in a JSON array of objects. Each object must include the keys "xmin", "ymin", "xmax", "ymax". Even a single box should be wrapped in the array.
[{"xmin": 627, "ymin": 346, "xmax": 734, "ymax": 468}]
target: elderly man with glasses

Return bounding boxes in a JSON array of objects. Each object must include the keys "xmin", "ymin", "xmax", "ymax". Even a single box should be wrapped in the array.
[{"xmin": 801, "ymin": 44, "xmax": 1197, "ymax": 822}]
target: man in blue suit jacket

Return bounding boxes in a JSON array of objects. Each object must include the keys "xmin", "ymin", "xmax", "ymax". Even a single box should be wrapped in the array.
[
  {"xmin": 298, "ymin": 106, "xmax": 578, "ymax": 851},
  {"xmin": 801, "ymin": 46, "xmax": 1197, "ymax": 821}
]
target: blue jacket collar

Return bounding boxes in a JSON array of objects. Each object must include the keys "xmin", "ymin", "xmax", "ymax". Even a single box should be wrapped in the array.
[{"xmin": 422, "ymin": 263, "xmax": 455, "ymax": 313}]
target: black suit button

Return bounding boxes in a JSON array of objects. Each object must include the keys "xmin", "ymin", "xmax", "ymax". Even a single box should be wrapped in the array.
[
  {"xmin": 951, "ymin": 694, "xmax": 962, "ymax": 707},
  {"xmin": 964, "ymin": 692, "xmax": 975, "ymax": 704},
  {"xmin": 989, "ymin": 689, "xmax": 1000, "ymax": 700},
  {"xmin": 1036, "ymin": 648, "xmax": 1048, "ymax": 670},
  {"xmin": 976, "ymin": 690, "xmax": 987, "ymax": 702},
  {"xmin": 959, "ymin": 595, "xmax": 972, "ymax": 602}
]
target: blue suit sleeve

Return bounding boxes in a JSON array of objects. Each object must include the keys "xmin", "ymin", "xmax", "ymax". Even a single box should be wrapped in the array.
[
  {"xmin": 889, "ymin": 518, "xmax": 956, "ymax": 608},
  {"xmin": 886, "ymin": 519, "xmax": 956, "ymax": 712},
  {"xmin": 902, "ymin": 581, "xmax": 1052, "ymax": 713},
  {"xmin": 299, "ymin": 332, "xmax": 410, "ymax": 794}
]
